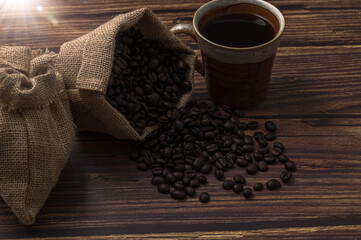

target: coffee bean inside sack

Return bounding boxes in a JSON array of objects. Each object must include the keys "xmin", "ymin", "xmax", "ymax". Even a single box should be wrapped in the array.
[
  {"xmin": 106, "ymin": 27, "xmax": 191, "ymax": 134},
  {"xmin": 130, "ymin": 101, "xmax": 297, "ymax": 203}
]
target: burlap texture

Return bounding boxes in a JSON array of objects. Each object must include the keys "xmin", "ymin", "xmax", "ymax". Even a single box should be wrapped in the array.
[
  {"xmin": 56, "ymin": 7, "xmax": 196, "ymax": 140},
  {"xmin": 0, "ymin": 46, "xmax": 75, "ymax": 225}
]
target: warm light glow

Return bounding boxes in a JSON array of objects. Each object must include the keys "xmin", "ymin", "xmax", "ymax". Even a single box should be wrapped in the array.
[
  {"xmin": 1, "ymin": 0, "xmax": 32, "ymax": 10},
  {"xmin": 0, "ymin": 0, "xmax": 33, "ymax": 13},
  {"xmin": 36, "ymin": 5, "xmax": 43, "ymax": 12}
]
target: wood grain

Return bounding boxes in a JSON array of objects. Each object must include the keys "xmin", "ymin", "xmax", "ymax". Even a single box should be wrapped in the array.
[{"xmin": 1, "ymin": 0, "xmax": 361, "ymax": 239}]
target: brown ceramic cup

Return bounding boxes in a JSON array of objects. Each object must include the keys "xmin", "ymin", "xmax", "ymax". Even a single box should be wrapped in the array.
[{"xmin": 171, "ymin": 0, "xmax": 285, "ymax": 108}]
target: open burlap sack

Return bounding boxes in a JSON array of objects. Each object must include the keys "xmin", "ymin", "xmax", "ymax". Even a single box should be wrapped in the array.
[
  {"xmin": 56, "ymin": 7, "xmax": 196, "ymax": 140},
  {"xmin": 0, "ymin": 46, "xmax": 75, "ymax": 225}
]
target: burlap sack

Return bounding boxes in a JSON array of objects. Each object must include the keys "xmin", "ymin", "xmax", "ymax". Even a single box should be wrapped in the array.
[
  {"xmin": 0, "ymin": 46, "xmax": 75, "ymax": 225},
  {"xmin": 56, "ymin": 7, "xmax": 196, "ymax": 140}
]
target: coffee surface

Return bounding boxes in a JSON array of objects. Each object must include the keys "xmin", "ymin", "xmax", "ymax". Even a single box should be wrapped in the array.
[{"xmin": 201, "ymin": 12, "xmax": 275, "ymax": 48}]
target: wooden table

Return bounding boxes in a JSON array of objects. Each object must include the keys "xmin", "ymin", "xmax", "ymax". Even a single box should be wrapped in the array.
[{"xmin": 1, "ymin": 0, "xmax": 361, "ymax": 239}]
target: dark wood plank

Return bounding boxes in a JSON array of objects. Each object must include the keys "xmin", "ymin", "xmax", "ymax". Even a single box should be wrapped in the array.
[{"xmin": 22, "ymin": 225, "xmax": 361, "ymax": 240}]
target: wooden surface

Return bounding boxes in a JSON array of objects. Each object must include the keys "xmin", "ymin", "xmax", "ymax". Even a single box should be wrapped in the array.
[{"xmin": 1, "ymin": 0, "xmax": 361, "ymax": 239}]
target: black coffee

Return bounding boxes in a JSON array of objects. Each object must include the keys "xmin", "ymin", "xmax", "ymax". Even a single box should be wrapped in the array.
[{"xmin": 201, "ymin": 12, "xmax": 275, "ymax": 47}]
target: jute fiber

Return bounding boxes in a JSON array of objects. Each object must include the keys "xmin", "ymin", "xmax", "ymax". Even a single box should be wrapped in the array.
[
  {"xmin": 0, "ymin": 46, "xmax": 75, "ymax": 225},
  {"xmin": 57, "ymin": 8, "xmax": 196, "ymax": 140}
]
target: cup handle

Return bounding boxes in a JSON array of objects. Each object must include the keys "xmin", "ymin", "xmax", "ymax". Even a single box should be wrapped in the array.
[{"xmin": 170, "ymin": 23, "xmax": 204, "ymax": 76}]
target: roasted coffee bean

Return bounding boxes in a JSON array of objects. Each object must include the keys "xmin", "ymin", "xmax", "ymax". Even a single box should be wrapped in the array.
[
  {"xmin": 258, "ymin": 147, "xmax": 270, "ymax": 155},
  {"xmin": 214, "ymin": 169, "xmax": 224, "ymax": 180},
  {"xmin": 184, "ymin": 169, "xmax": 196, "ymax": 178},
  {"xmin": 148, "ymin": 57, "xmax": 160, "ymax": 71},
  {"xmin": 162, "ymin": 168, "xmax": 171, "ymax": 177},
  {"xmin": 253, "ymin": 152, "xmax": 264, "ymax": 161},
  {"xmin": 198, "ymin": 175, "xmax": 208, "ymax": 184},
  {"xmin": 226, "ymin": 152, "xmax": 237, "ymax": 161},
  {"xmin": 151, "ymin": 176, "xmax": 166, "ymax": 186},
  {"xmin": 165, "ymin": 173, "xmax": 177, "ymax": 185},
  {"xmin": 258, "ymin": 161, "xmax": 268, "ymax": 171},
  {"xmin": 158, "ymin": 184, "xmax": 170, "ymax": 194},
  {"xmin": 199, "ymin": 192, "xmax": 210, "ymax": 203},
  {"xmin": 253, "ymin": 183, "xmax": 264, "ymax": 191},
  {"xmin": 206, "ymin": 143, "xmax": 219, "ymax": 153},
  {"xmin": 215, "ymin": 158, "xmax": 227, "ymax": 170},
  {"xmin": 174, "ymin": 164, "xmax": 186, "ymax": 172},
  {"xmin": 143, "ymin": 150, "xmax": 154, "ymax": 165},
  {"xmin": 271, "ymin": 148, "xmax": 282, "ymax": 156},
  {"xmin": 256, "ymin": 137, "xmax": 268, "ymax": 147},
  {"xmin": 222, "ymin": 180, "xmax": 235, "ymax": 190},
  {"xmin": 253, "ymin": 131, "xmax": 264, "ymax": 140},
  {"xmin": 236, "ymin": 129, "xmax": 245, "ymax": 138},
  {"xmin": 247, "ymin": 121, "xmax": 259, "ymax": 129},
  {"xmin": 265, "ymin": 132, "xmax": 276, "ymax": 141},
  {"xmin": 246, "ymin": 163, "xmax": 258, "ymax": 175},
  {"xmin": 265, "ymin": 120, "xmax": 277, "ymax": 132},
  {"xmin": 137, "ymin": 162, "xmax": 147, "ymax": 171},
  {"xmin": 278, "ymin": 154, "xmax": 289, "ymax": 163},
  {"xmin": 200, "ymin": 161, "xmax": 212, "ymax": 174},
  {"xmin": 234, "ymin": 108, "xmax": 245, "ymax": 118},
  {"xmin": 171, "ymin": 190, "xmax": 187, "ymax": 200},
  {"xmin": 173, "ymin": 171, "xmax": 184, "ymax": 180},
  {"xmin": 184, "ymin": 164, "xmax": 193, "ymax": 170},
  {"xmin": 274, "ymin": 142, "xmax": 285, "ymax": 151},
  {"xmin": 280, "ymin": 171, "xmax": 292, "ymax": 182},
  {"xmin": 163, "ymin": 147, "xmax": 173, "ymax": 158},
  {"xmin": 242, "ymin": 144, "xmax": 254, "ymax": 153},
  {"xmin": 244, "ymin": 154, "xmax": 253, "ymax": 163},
  {"xmin": 184, "ymin": 142, "xmax": 194, "ymax": 151},
  {"xmin": 182, "ymin": 176, "xmax": 191, "ymax": 186},
  {"xmin": 185, "ymin": 156, "xmax": 195, "ymax": 165},
  {"xmin": 147, "ymin": 93, "xmax": 162, "ymax": 107},
  {"xmin": 152, "ymin": 167, "xmax": 163, "ymax": 176},
  {"xmin": 266, "ymin": 179, "xmax": 281, "ymax": 190},
  {"xmin": 174, "ymin": 181, "xmax": 185, "ymax": 190},
  {"xmin": 236, "ymin": 158, "xmax": 248, "ymax": 168},
  {"xmin": 204, "ymin": 131, "xmax": 215, "ymax": 139},
  {"xmin": 193, "ymin": 157, "xmax": 205, "ymax": 170},
  {"xmin": 189, "ymin": 179, "xmax": 200, "ymax": 188},
  {"xmin": 284, "ymin": 160, "xmax": 297, "ymax": 171},
  {"xmin": 220, "ymin": 147, "xmax": 231, "ymax": 154},
  {"xmin": 233, "ymin": 184, "xmax": 243, "ymax": 194},
  {"xmin": 243, "ymin": 188, "xmax": 252, "ymax": 198},
  {"xmin": 224, "ymin": 120, "xmax": 235, "ymax": 132},
  {"xmin": 244, "ymin": 135, "xmax": 254, "ymax": 145},
  {"xmin": 224, "ymin": 156, "xmax": 234, "ymax": 168},
  {"xmin": 214, "ymin": 151, "xmax": 224, "ymax": 160},
  {"xmin": 233, "ymin": 175, "xmax": 246, "ymax": 184},
  {"xmin": 238, "ymin": 122, "xmax": 248, "ymax": 130},
  {"xmin": 175, "ymin": 119, "xmax": 185, "ymax": 131},
  {"xmin": 208, "ymin": 155, "xmax": 216, "ymax": 164},
  {"xmin": 264, "ymin": 153, "xmax": 276, "ymax": 164},
  {"xmin": 184, "ymin": 186, "xmax": 195, "ymax": 197}
]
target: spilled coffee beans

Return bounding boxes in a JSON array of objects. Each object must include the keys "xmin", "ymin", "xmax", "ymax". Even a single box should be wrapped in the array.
[
  {"xmin": 130, "ymin": 101, "xmax": 297, "ymax": 203},
  {"xmin": 199, "ymin": 192, "xmax": 211, "ymax": 203}
]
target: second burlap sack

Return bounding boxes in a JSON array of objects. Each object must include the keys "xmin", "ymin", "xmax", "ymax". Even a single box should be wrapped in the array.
[
  {"xmin": 57, "ymin": 7, "xmax": 196, "ymax": 140},
  {"xmin": 0, "ymin": 46, "xmax": 75, "ymax": 225}
]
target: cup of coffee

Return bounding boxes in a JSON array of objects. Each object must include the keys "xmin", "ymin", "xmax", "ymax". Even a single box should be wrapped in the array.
[{"xmin": 171, "ymin": 0, "xmax": 285, "ymax": 108}]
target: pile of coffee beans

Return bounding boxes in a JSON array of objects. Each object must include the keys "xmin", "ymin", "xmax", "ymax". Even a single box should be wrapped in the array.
[
  {"xmin": 130, "ymin": 101, "xmax": 296, "ymax": 203},
  {"xmin": 106, "ymin": 27, "xmax": 191, "ymax": 134}
]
